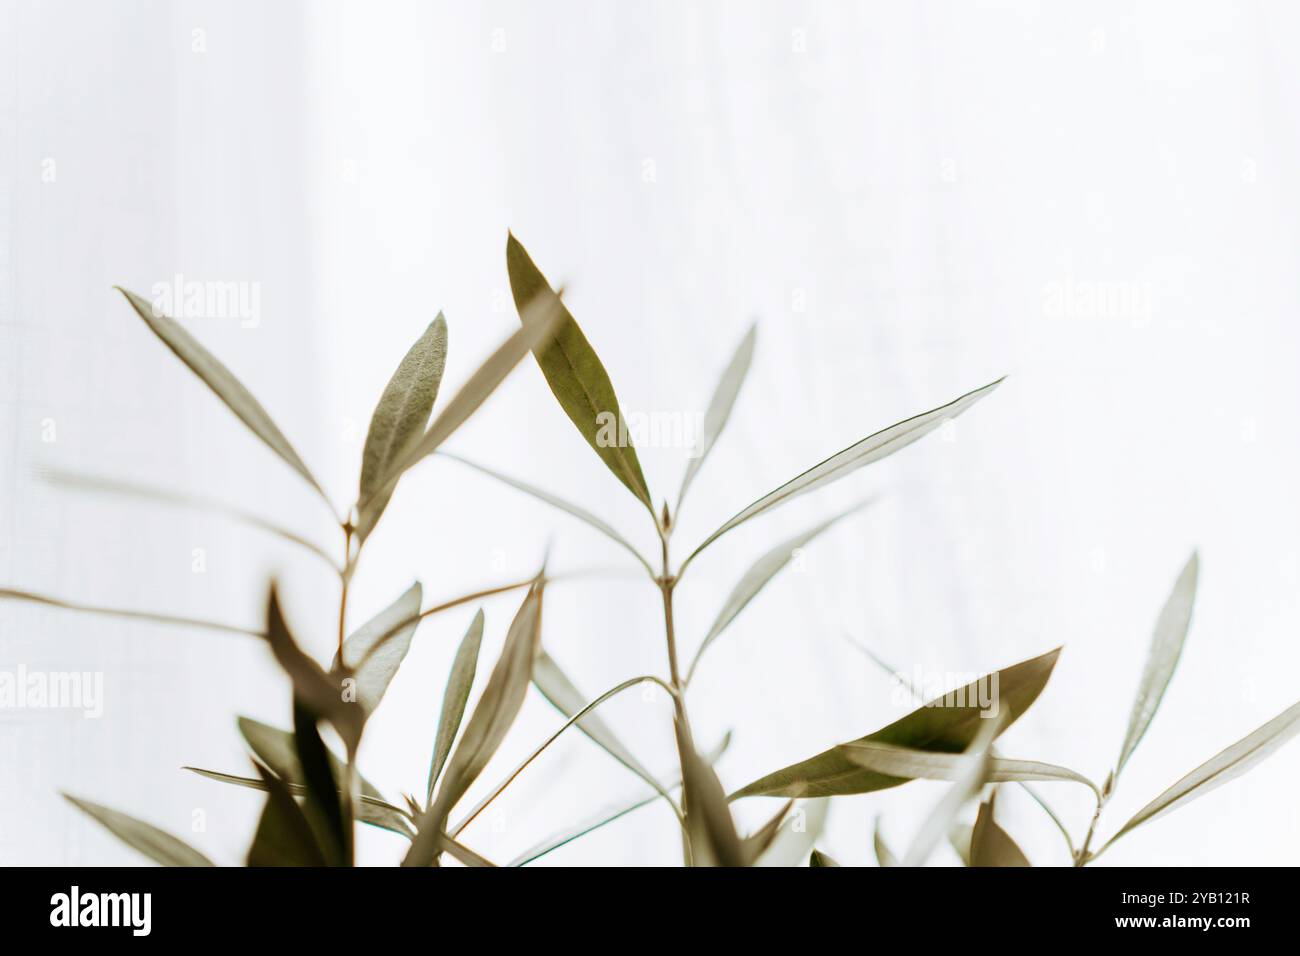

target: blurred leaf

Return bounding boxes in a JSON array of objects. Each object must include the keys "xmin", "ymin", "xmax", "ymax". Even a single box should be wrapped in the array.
[
  {"xmin": 533, "ymin": 647, "xmax": 669, "ymax": 799},
  {"xmin": 1116, "ymin": 551, "xmax": 1199, "ymax": 777},
  {"xmin": 842, "ymin": 741, "xmax": 1098, "ymax": 796},
  {"xmin": 677, "ymin": 324, "xmax": 757, "ymax": 509},
  {"xmin": 506, "ymin": 233, "xmax": 653, "ymax": 511},
  {"xmin": 684, "ymin": 378, "xmax": 1003, "ymax": 570},
  {"xmin": 743, "ymin": 800, "xmax": 795, "ymax": 861},
  {"xmin": 246, "ymin": 762, "xmax": 327, "ymax": 867},
  {"xmin": 236, "ymin": 716, "xmax": 384, "ymax": 801},
  {"xmin": 687, "ymin": 501, "xmax": 870, "ymax": 680},
  {"xmin": 115, "ymin": 286, "xmax": 328, "ymax": 508},
  {"xmin": 753, "ymin": 798, "xmax": 829, "ymax": 867},
  {"xmin": 677, "ymin": 720, "xmax": 747, "ymax": 867},
  {"xmin": 441, "ymin": 453, "xmax": 652, "ymax": 574},
  {"xmin": 809, "ymin": 849, "xmax": 840, "ymax": 867},
  {"xmin": 971, "ymin": 793, "xmax": 1031, "ymax": 867},
  {"xmin": 330, "ymin": 582, "xmax": 423, "ymax": 714},
  {"xmin": 185, "ymin": 767, "xmax": 413, "ymax": 838},
  {"xmin": 63, "ymin": 794, "xmax": 215, "ymax": 867},
  {"xmin": 948, "ymin": 823, "xmax": 973, "ymax": 866},
  {"xmin": 427, "ymin": 609, "xmax": 485, "ymax": 802},
  {"xmin": 1108, "ymin": 699, "xmax": 1300, "ymax": 846},
  {"xmin": 291, "ymin": 698, "xmax": 350, "ymax": 866},
  {"xmin": 0, "ymin": 586, "xmax": 259, "ymax": 637},
  {"xmin": 733, "ymin": 647, "xmax": 1060, "ymax": 799},
  {"xmin": 356, "ymin": 316, "xmax": 448, "ymax": 540},
  {"xmin": 263, "ymin": 585, "xmax": 365, "ymax": 756},
  {"xmin": 902, "ymin": 713, "xmax": 1004, "ymax": 867},
  {"xmin": 405, "ymin": 583, "xmax": 545, "ymax": 866},
  {"xmin": 874, "ymin": 818, "xmax": 899, "ymax": 867}
]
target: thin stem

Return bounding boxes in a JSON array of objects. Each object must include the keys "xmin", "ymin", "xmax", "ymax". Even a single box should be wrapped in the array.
[
  {"xmin": 1075, "ymin": 796, "xmax": 1106, "ymax": 866},
  {"xmin": 0, "ymin": 587, "xmax": 262, "ymax": 637}
]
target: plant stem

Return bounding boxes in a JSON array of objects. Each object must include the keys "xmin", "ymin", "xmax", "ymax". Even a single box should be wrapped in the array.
[
  {"xmin": 338, "ymin": 526, "xmax": 355, "ymax": 658},
  {"xmin": 1075, "ymin": 797, "xmax": 1106, "ymax": 866}
]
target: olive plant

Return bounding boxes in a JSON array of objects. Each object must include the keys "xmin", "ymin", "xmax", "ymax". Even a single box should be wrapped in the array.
[{"xmin": 9, "ymin": 235, "xmax": 1299, "ymax": 866}]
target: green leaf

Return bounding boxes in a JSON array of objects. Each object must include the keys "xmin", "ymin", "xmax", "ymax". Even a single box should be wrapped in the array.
[
  {"xmin": 404, "ymin": 583, "xmax": 545, "ymax": 866},
  {"xmin": 291, "ymin": 697, "xmax": 350, "ymax": 866},
  {"xmin": 63, "ymin": 794, "xmax": 215, "ymax": 866},
  {"xmin": 1108, "ymin": 698, "xmax": 1300, "ymax": 846},
  {"xmin": 115, "ymin": 286, "xmax": 328, "ymax": 508},
  {"xmin": 731, "ymin": 646, "xmax": 1060, "ymax": 799},
  {"xmin": 356, "ymin": 316, "xmax": 448, "ymax": 540},
  {"xmin": 809, "ymin": 849, "xmax": 840, "ymax": 867},
  {"xmin": 842, "ymin": 741, "xmax": 1099, "ymax": 797},
  {"xmin": 246, "ymin": 762, "xmax": 328, "ymax": 866},
  {"xmin": 505, "ymin": 233, "xmax": 653, "ymax": 511},
  {"xmin": 533, "ymin": 647, "xmax": 668, "ymax": 798},
  {"xmin": 441, "ymin": 453, "xmax": 653, "ymax": 575},
  {"xmin": 683, "ymin": 378, "xmax": 1003, "ymax": 571},
  {"xmin": 427, "ymin": 608, "xmax": 485, "ymax": 802},
  {"xmin": 185, "ymin": 767, "xmax": 414, "ymax": 839},
  {"xmin": 330, "ymin": 582, "xmax": 424, "ymax": 714},
  {"xmin": 752, "ymin": 798, "xmax": 829, "ymax": 867},
  {"xmin": 687, "ymin": 501, "xmax": 870, "ymax": 680},
  {"xmin": 677, "ymin": 720, "xmax": 747, "ymax": 867},
  {"xmin": 1116, "ymin": 551, "xmax": 1199, "ymax": 777},
  {"xmin": 970, "ymin": 793, "xmax": 1031, "ymax": 866},
  {"xmin": 263, "ymin": 585, "xmax": 365, "ymax": 756},
  {"xmin": 677, "ymin": 324, "xmax": 757, "ymax": 510},
  {"xmin": 874, "ymin": 817, "xmax": 899, "ymax": 867},
  {"xmin": 235, "ymin": 716, "xmax": 384, "ymax": 802},
  {"xmin": 901, "ymin": 712, "xmax": 1004, "ymax": 867}
]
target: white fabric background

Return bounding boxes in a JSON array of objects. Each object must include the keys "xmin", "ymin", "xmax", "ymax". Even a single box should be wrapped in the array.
[{"xmin": 3, "ymin": 0, "xmax": 1299, "ymax": 866}]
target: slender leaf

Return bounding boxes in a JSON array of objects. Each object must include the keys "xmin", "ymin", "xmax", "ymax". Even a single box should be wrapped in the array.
[
  {"xmin": 506, "ymin": 233, "xmax": 653, "ymax": 510},
  {"xmin": 405, "ymin": 583, "xmax": 544, "ymax": 866},
  {"xmin": 115, "ymin": 286, "xmax": 327, "ymax": 507},
  {"xmin": 236, "ymin": 716, "xmax": 384, "ymax": 802},
  {"xmin": 533, "ymin": 647, "xmax": 667, "ymax": 797},
  {"xmin": 441, "ymin": 452, "xmax": 652, "ymax": 574},
  {"xmin": 246, "ymin": 762, "xmax": 327, "ymax": 867},
  {"xmin": 185, "ymin": 767, "xmax": 414, "ymax": 838},
  {"xmin": 732, "ymin": 647, "xmax": 1060, "ymax": 799},
  {"xmin": 677, "ymin": 324, "xmax": 757, "ymax": 509},
  {"xmin": 1116, "ymin": 551, "xmax": 1199, "ymax": 776},
  {"xmin": 63, "ymin": 794, "xmax": 215, "ymax": 867},
  {"xmin": 683, "ymin": 377, "xmax": 1003, "ymax": 570},
  {"xmin": 753, "ymin": 798, "xmax": 830, "ymax": 867},
  {"xmin": 1108, "ymin": 699, "xmax": 1300, "ymax": 845},
  {"xmin": 291, "ymin": 697, "xmax": 350, "ymax": 866},
  {"xmin": 874, "ymin": 817, "xmax": 899, "ymax": 867},
  {"xmin": 677, "ymin": 720, "xmax": 747, "ymax": 867},
  {"xmin": 842, "ymin": 741, "xmax": 1099, "ymax": 797},
  {"xmin": 356, "ymin": 316, "xmax": 448, "ymax": 540},
  {"xmin": 264, "ymin": 586, "xmax": 365, "ymax": 756},
  {"xmin": 687, "ymin": 501, "xmax": 870, "ymax": 680},
  {"xmin": 809, "ymin": 849, "xmax": 840, "ymax": 867},
  {"xmin": 330, "ymin": 582, "xmax": 423, "ymax": 714},
  {"xmin": 948, "ymin": 823, "xmax": 973, "ymax": 866},
  {"xmin": 902, "ymin": 713, "xmax": 1004, "ymax": 866},
  {"xmin": 428, "ymin": 608, "xmax": 485, "ymax": 802},
  {"xmin": 0, "ymin": 586, "xmax": 259, "ymax": 637},
  {"xmin": 971, "ymin": 793, "xmax": 1031, "ymax": 866}
]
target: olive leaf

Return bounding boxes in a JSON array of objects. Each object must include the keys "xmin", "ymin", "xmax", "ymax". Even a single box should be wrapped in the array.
[
  {"xmin": 533, "ymin": 647, "xmax": 669, "ymax": 800},
  {"xmin": 263, "ymin": 585, "xmax": 365, "ymax": 757},
  {"xmin": 677, "ymin": 323, "xmax": 757, "ymax": 511},
  {"xmin": 682, "ymin": 377, "xmax": 1003, "ymax": 572},
  {"xmin": 246, "ymin": 762, "xmax": 328, "ymax": 867},
  {"xmin": 1116, "ymin": 551, "xmax": 1199, "ymax": 777},
  {"xmin": 233, "ymin": 716, "xmax": 385, "ymax": 801},
  {"xmin": 842, "ymin": 741, "xmax": 1099, "ymax": 797},
  {"xmin": 686, "ymin": 500, "xmax": 871, "ymax": 681},
  {"xmin": 427, "ymin": 608, "xmax": 485, "ymax": 803},
  {"xmin": 677, "ymin": 719, "xmax": 747, "ymax": 867},
  {"xmin": 63, "ymin": 794, "xmax": 215, "ymax": 867},
  {"xmin": 441, "ymin": 453, "xmax": 653, "ymax": 575},
  {"xmin": 809, "ymin": 849, "xmax": 840, "ymax": 867},
  {"xmin": 115, "ymin": 286, "xmax": 329, "ymax": 510},
  {"xmin": 356, "ymin": 316, "xmax": 448, "ymax": 540},
  {"xmin": 1106, "ymin": 698, "xmax": 1300, "ymax": 847},
  {"xmin": 948, "ymin": 823, "xmax": 974, "ymax": 866},
  {"xmin": 291, "ymin": 698, "xmax": 350, "ymax": 866},
  {"xmin": 753, "ymin": 798, "xmax": 829, "ymax": 867},
  {"xmin": 732, "ymin": 646, "xmax": 1060, "ymax": 799},
  {"xmin": 185, "ymin": 767, "xmax": 414, "ymax": 838},
  {"xmin": 330, "ymin": 582, "xmax": 423, "ymax": 714},
  {"xmin": 506, "ymin": 233, "xmax": 653, "ymax": 512},
  {"xmin": 405, "ymin": 583, "xmax": 545, "ymax": 866},
  {"xmin": 874, "ymin": 817, "xmax": 899, "ymax": 867},
  {"xmin": 901, "ymin": 712, "xmax": 1004, "ymax": 867},
  {"xmin": 970, "ymin": 792, "xmax": 1031, "ymax": 867}
]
